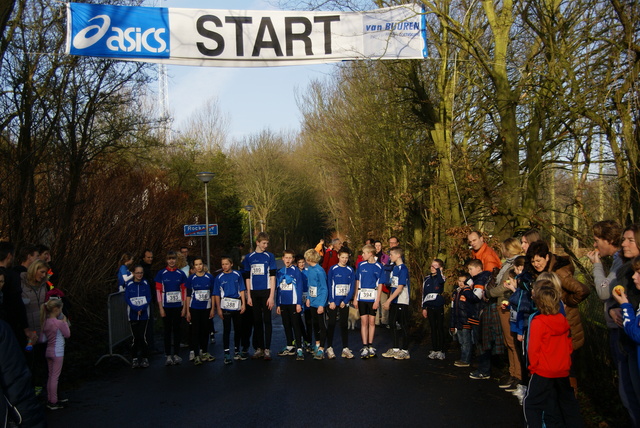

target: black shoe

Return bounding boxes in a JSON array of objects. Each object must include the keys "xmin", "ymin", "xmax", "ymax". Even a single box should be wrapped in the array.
[
  {"xmin": 47, "ymin": 402, "xmax": 65, "ymax": 410},
  {"xmin": 499, "ymin": 375, "xmax": 513, "ymax": 388}
]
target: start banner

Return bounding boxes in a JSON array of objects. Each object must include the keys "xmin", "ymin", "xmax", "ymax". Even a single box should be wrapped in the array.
[{"xmin": 66, "ymin": 2, "xmax": 427, "ymax": 67}]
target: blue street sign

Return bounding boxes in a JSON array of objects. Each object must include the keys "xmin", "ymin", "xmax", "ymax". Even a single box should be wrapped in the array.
[{"xmin": 183, "ymin": 224, "xmax": 218, "ymax": 237}]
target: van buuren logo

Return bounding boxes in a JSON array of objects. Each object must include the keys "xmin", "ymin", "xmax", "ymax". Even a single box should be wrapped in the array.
[{"xmin": 69, "ymin": 3, "xmax": 170, "ymax": 58}]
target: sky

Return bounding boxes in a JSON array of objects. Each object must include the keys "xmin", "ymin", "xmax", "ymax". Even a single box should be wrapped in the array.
[{"xmin": 155, "ymin": 0, "xmax": 335, "ymax": 142}]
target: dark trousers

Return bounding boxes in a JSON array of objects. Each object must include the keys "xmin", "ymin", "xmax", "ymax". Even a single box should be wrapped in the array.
[
  {"xmin": 523, "ymin": 374, "xmax": 583, "ymax": 428},
  {"xmin": 162, "ymin": 307, "xmax": 182, "ymax": 356},
  {"xmin": 326, "ymin": 305, "xmax": 349, "ymax": 349},
  {"xmin": 514, "ymin": 334, "xmax": 530, "ymax": 384},
  {"xmin": 301, "ymin": 309, "xmax": 312, "ymax": 343},
  {"xmin": 427, "ymin": 306, "xmax": 444, "ymax": 352},
  {"xmin": 241, "ymin": 304, "xmax": 254, "ymax": 351},
  {"xmin": 389, "ymin": 303, "xmax": 409, "ymax": 349},
  {"xmin": 251, "ymin": 289, "xmax": 273, "ymax": 350},
  {"xmin": 280, "ymin": 304, "xmax": 303, "ymax": 348},
  {"xmin": 130, "ymin": 320, "xmax": 149, "ymax": 359},
  {"xmin": 311, "ymin": 307, "xmax": 327, "ymax": 347},
  {"xmin": 222, "ymin": 310, "xmax": 241, "ymax": 352},
  {"xmin": 189, "ymin": 308, "xmax": 210, "ymax": 354}
]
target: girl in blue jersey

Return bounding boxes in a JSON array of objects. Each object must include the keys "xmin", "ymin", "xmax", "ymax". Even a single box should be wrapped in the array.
[
  {"xmin": 422, "ymin": 259, "xmax": 446, "ymax": 360},
  {"xmin": 125, "ymin": 265, "xmax": 152, "ymax": 368},
  {"xmin": 326, "ymin": 249, "xmax": 356, "ymax": 359},
  {"xmin": 382, "ymin": 246, "xmax": 411, "ymax": 360},
  {"xmin": 214, "ymin": 257, "xmax": 246, "ymax": 364},
  {"xmin": 304, "ymin": 248, "xmax": 328, "ymax": 360},
  {"xmin": 155, "ymin": 251, "xmax": 187, "ymax": 366},
  {"xmin": 117, "ymin": 252, "xmax": 134, "ymax": 292},
  {"xmin": 354, "ymin": 244, "xmax": 383, "ymax": 358},
  {"xmin": 276, "ymin": 250, "xmax": 305, "ymax": 360},
  {"xmin": 185, "ymin": 258, "xmax": 216, "ymax": 365}
]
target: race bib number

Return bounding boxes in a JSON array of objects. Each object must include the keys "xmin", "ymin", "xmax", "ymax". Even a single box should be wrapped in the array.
[
  {"xmin": 309, "ymin": 286, "xmax": 318, "ymax": 298},
  {"xmin": 359, "ymin": 288, "xmax": 376, "ymax": 300},
  {"xmin": 335, "ymin": 284, "xmax": 349, "ymax": 296},
  {"xmin": 280, "ymin": 280, "xmax": 293, "ymax": 291},
  {"xmin": 166, "ymin": 291, "xmax": 182, "ymax": 303},
  {"xmin": 509, "ymin": 308, "xmax": 518, "ymax": 323},
  {"xmin": 251, "ymin": 264, "xmax": 265, "ymax": 276},
  {"xmin": 194, "ymin": 290, "xmax": 210, "ymax": 301},
  {"xmin": 130, "ymin": 296, "xmax": 147, "ymax": 306},
  {"xmin": 391, "ymin": 276, "xmax": 399, "ymax": 288},
  {"xmin": 221, "ymin": 297, "xmax": 241, "ymax": 311},
  {"xmin": 424, "ymin": 293, "xmax": 437, "ymax": 302}
]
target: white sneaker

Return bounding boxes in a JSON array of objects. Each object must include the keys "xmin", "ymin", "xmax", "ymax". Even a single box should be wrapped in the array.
[
  {"xmin": 428, "ymin": 350, "xmax": 437, "ymax": 359},
  {"xmin": 341, "ymin": 348, "xmax": 354, "ymax": 359},
  {"xmin": 394, "ymin": 349, "xmax": 410, "ymax": 360},
  {"xmin": 165, "ymin": 355, "xmax": 174, "ymax": 366},
  {"xmin": 189, "ymin": 350, "xmax": 195, "ymax": 361},
  {"xmin": 326, "ymin": 347, "xmax": 336, "ymax": 359},
  {"xmin": 436, "ymin": 351, "xmax": 445, "ymax": 360},
  {"xmin": 172, "ymin": 354, "xmax": 182, "ymax": 364},
  {"xmin": 382, "ymin": 348, "xmax": 398, "ymax": 358},
  {"xmin": 360, "ymin": 347, "xmax": 370, "ymax": 359}
]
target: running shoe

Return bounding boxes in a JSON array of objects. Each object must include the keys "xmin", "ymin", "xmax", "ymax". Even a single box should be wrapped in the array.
[
  {"xmin": 224, "ymin": 354, "xmax": 233, "ymax": 365},
  {"xmin": 382, "ymin": 348, "xmax": 398, "ymax": 359},
  {"xmin": 436, "ymin": 351, "xmax": 445, "ymax": 360},
  {"xmin": 360, "ymin": 347, "xmax": 370, "ymax": 359},
  {"xmin": 234, "ymin": 352, "xmax": 242, "ymax": 361},
  {"xmin": 505, "ymin": 380, "xmax": 520, "ymax": 392},
  {"xmin": 341, "ymin": 348, "xmax": 354, "ymax": 359},
  {"xmin": 296, "ymin": 349, "xmax": 304, "ymax": 361},
  {"xmin": 394, "ymin": 349, "xmax": 410, "ymax": 360},
  {"xmin": 304, "ymin": 341, "xmax": 313, "ymax": 354},
  {"xmin": 264, "ymin": 349, "xmax": 272, "ymax": 361},
  {"xmin": 326, "ymin": 347, "xmax": 336, "ymax": 359},
  {"xmin": 313, "ymin": 348, "xmax": 324, "ymax": 360},
  {"xmin": 454, "ymin": 360, "xmax": 470, "ymax": 367},
  {"xmin": 428, "ymin": 350, "xmax": 437, "ymax": 359},
  {"xmin": 201, "ymin": 352, "xmax": 215, "ymax": 362},
  {"xmin": 499, "ymin": 375, "xmax": 513, "ymax": 388},
  {"xmin": 172, "ymin": 354, "xmax": 182, "ymax": 365},
  {"xmin": 193, "ymin": 356, "xmax": 203, "ymax": 366},
  {"xmin": 165, "ymin": 355, "xmax": 174, "ymax": 366},
  {"xmin": 240, "ymin": 350, "xmax": 249, "ymax": 361},
  {"xmin": 47, "ymin": 402, "xmax": 65, "ymax": 410},
  {"xmin": 140, "ymin": 358, "xmax": 149, "ymax": 368},
  {"xmin": 131, "ymin": 358, "xmax": 139, "ymax": 369},
  {"xmin": 189, "ymin": 350, "xmax": 195, "ymax": 361},
  {"xmin": 469, "ymin": 371, "xmax": 491, "ymax": 380},
  {"xmin": 252, "ymin": 348, "xmax": 264, "ymax": 359},
  {"xmin": 369, "ymin": 346, "xmax": 377, "ymax": 357},
  {"xmin": 278, "ymin": 347, "xmax": 296, "ymax": 356}
]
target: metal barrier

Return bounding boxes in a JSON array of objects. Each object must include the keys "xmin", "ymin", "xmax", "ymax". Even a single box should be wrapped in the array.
[{"xmin": 95, "ymin": 291, "xmax": 131, "ymax": 366}]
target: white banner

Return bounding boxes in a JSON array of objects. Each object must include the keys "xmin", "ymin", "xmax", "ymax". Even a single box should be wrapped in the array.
[{"xmin": 66, "ymin": 3, "xmax": 427, "ymax": 67}]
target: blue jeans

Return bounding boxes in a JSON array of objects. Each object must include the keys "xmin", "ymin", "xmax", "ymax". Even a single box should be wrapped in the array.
[{"xmin": 457, "ymin": 328, "xmax": 472, "ymax": 363}]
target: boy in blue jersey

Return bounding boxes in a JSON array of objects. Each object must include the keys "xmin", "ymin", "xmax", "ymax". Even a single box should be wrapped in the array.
[
  {"xmin": 185, "ymin": 258, "xmax": 216, "ymax": 365},
  {"xmin": 354, "ymin": 244, "xmax": 383, "ymax": 359},
  {"xmin": 382, "ymin": 246, "xmax": 411, "ymax": 360},
  {"xmin": 276, "ymin": 250, "xmax": 305, "ymax": 360},
  {"xmin": 155, "ymin": 251, "xmax": 188, "ymax": 366},
  {"xmin": 125, "ymin": 265, "xmax": 152, "ymax": 368},
  {"xmin": 214, "ymin": 257, "xmax": 246, "ymax": 365},
  {"xmin": 304, "ymin": 248, "xmax": 328, "ymax": 360},
  {"xmin": 242, "ymin": 232, "xmax": 277, "ymax": 360},
  {"xmin": 326, "ymin": 249, "xmax": 356, "ymax": 359}
]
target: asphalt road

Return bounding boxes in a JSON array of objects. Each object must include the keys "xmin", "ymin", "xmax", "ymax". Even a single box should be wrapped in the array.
[{"xmin": 47, "ymin": 317, "xmax": 525, "ymax": 428}]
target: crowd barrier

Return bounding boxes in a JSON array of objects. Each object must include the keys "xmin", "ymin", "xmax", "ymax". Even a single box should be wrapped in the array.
[{"xmin": 95, "ymin": 291, "xmax": 131, "ymax": 366}]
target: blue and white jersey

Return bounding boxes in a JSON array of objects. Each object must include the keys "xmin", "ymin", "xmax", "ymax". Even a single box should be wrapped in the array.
[
  {"xmin": 390, "ymin": 264, "xmax": 410, "ymax": 305},
  {"xmin": 304, "ymin": 264, "xmax": 328, "ymax": 308},
  {"xmin": 117, "ymin": 264, "xmax": 132, "ymax": 289},
  {"xmin": 186, "ymin": 272, "xmax": 215, "ymax": 310},
  {"xmin": 356, "ymin": 261, "xmax": 383, "ymax": 302},
  {"xmin": 276, "ymin": 265, "xmax": 304, "ymax": 306},
  {"xmin": 213, "ymin": 270, "xmax": 245, "ymax": 311},
  {"xmin": 124, "ymin": 279, "xmax": 151, "ymax": 321},
  {"xmin": 242, "ymin": 251, "xmax": 277, "ymax": 291},
  {"xmin": 154, "ymin": 267, "xmax": 187, "ymax": 308},
  {"xmin": 328, "ymin": 264, "xmax": 355, "ymax": 305}
]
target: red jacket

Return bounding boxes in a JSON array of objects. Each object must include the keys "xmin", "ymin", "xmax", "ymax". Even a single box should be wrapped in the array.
[
  {"xmin": 322, "ymin": 249, "xmax": 339, "ymax": 273},
  {"xmin": 472, "ymin": 243, "xmax": 502, "ymax": 272},
  {"xmin": 527, "ymin": 313, "xmax": 573, "ymax": 378}
]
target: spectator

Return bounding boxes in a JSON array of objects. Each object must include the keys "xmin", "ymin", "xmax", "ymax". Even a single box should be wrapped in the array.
[
  {"xmin": 468, "ymin": 231, "xmax": 502, "ymax": 272},
  {"xmin": 0, "ymin": 242, "xmax": 28, "ymax": 346},
  {"xmin": 322, "ymin": 238, "xmax": 342, "ymax": 273}
]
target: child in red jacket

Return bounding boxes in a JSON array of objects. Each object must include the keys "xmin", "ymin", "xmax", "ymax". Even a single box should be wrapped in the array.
[{"xmin": 523, "ymin": 279, "xmax": 583, "ymax": 427}]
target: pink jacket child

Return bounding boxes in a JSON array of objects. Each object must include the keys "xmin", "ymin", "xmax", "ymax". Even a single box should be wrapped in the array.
[{"xmin": 41, "ymin": 299, "xmax": 70, "ymax": 410}]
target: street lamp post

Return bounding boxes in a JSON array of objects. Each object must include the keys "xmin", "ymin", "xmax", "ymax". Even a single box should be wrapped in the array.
[
  {"xmin": 244, "ymin": 205, "xmax": 254, "ymax": 251},
  {"xmin": 196, "ymin": 172, "xmax": 215, "ymax": 271}
]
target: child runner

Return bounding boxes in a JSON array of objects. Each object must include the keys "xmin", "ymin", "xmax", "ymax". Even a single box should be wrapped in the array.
[
  {"xmin": 214, "ymin": 256, "xmax": 246, "ymax": 364},
  {"xmin": 523, "ymin": 280, "xmax": 583, "ymax": 426},
  {"xmin": 422, "ymin": 258, "xmax": 446, "ymax": 360},
  {"xmin": 185, "ymin": 257, "xmax": 216, "ymax": 365},
  {"xmin": 353, "ymin": 244, "xmax": 383, "ymax": 359},
  {"xmin": 326, "ymin": 248, "xmax": 356, "ymax": 359},
  {"xmin": 276, "ymin": 250, "xmax": 305, "ymax": 360},
  {"xmin": 451, "ymin": 274, "xmax": 479, "ymax": 367},
  {"xmin": 125, "ymin": 265, "xmax": 152, "ymax": 368},
  {"xmin": 155, "ymin": 251, "xmax": 187, "ymax": 366},
  {"xmin": 296, "ymin": 254, "xmax": 312, "ymax": 353},
  {"xmin": 242, "ymin": 232, "xmax": 277, "ymax": 360},
  {"xmin": 382, "ymin": 246, "xmax": 411, "ymax": 360},
  {"xmin": 41, "ymin": 298, "xmax": 70, "ymax": 410},
  {"xmin": 304, "ymin": 248, "xmax": 328, "ymax": 360}
]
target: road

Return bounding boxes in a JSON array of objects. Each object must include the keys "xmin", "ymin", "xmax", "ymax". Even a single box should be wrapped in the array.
[{"xmin": 47, "ymin": 317, "xmax": 524, "ymax": 428}]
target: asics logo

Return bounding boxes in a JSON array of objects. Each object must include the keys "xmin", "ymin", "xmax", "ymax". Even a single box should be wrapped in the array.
[{"xmin": 72, "ymin": 14, "xmax": 168, "ymax": 53}]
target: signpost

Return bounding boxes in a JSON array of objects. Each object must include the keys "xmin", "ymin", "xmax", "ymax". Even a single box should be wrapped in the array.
[{"xmin": 183, "ymin": 224, "xmax": 218, "ymax": 237}]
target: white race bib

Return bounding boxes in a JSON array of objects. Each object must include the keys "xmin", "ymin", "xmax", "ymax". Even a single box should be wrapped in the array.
[
  {"xmin": 194, "ymin": 290, "xmax": 210, "ymax": 302},
  {"xmin": 424, "ymin": 293, "xmax": 437, "ymax": 302},
  {"xmin": 359, "ymin": 288, "xmax": 376, "ymax": 301},
  {"xmin": 309, "ymin": 286, "xmax": 318, "ymax": 298},
  {"xmin": 335, "ymin": 284, "xmax": 349, "ymax": 296},
  {"xmin": 166, "ymin": 291, "xmax": 182, "ymax": 303},
  {"xmin": 130, "ymin": 296, "xmax": 147, "ymax": 306},
  {"xmin": 251, "ymin": 264, "xmax": 265, "ymax": 276},
  {"xmin": 221, "ymin": 297, "xmax": 241, "ymax": 311},
  {"xmin": 391, "ymin": 276, "xmax": 399, "ymax": 288},
  {"xmin": 280, "ymin": 280, "xmax": 293, "ymax": 291}
]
